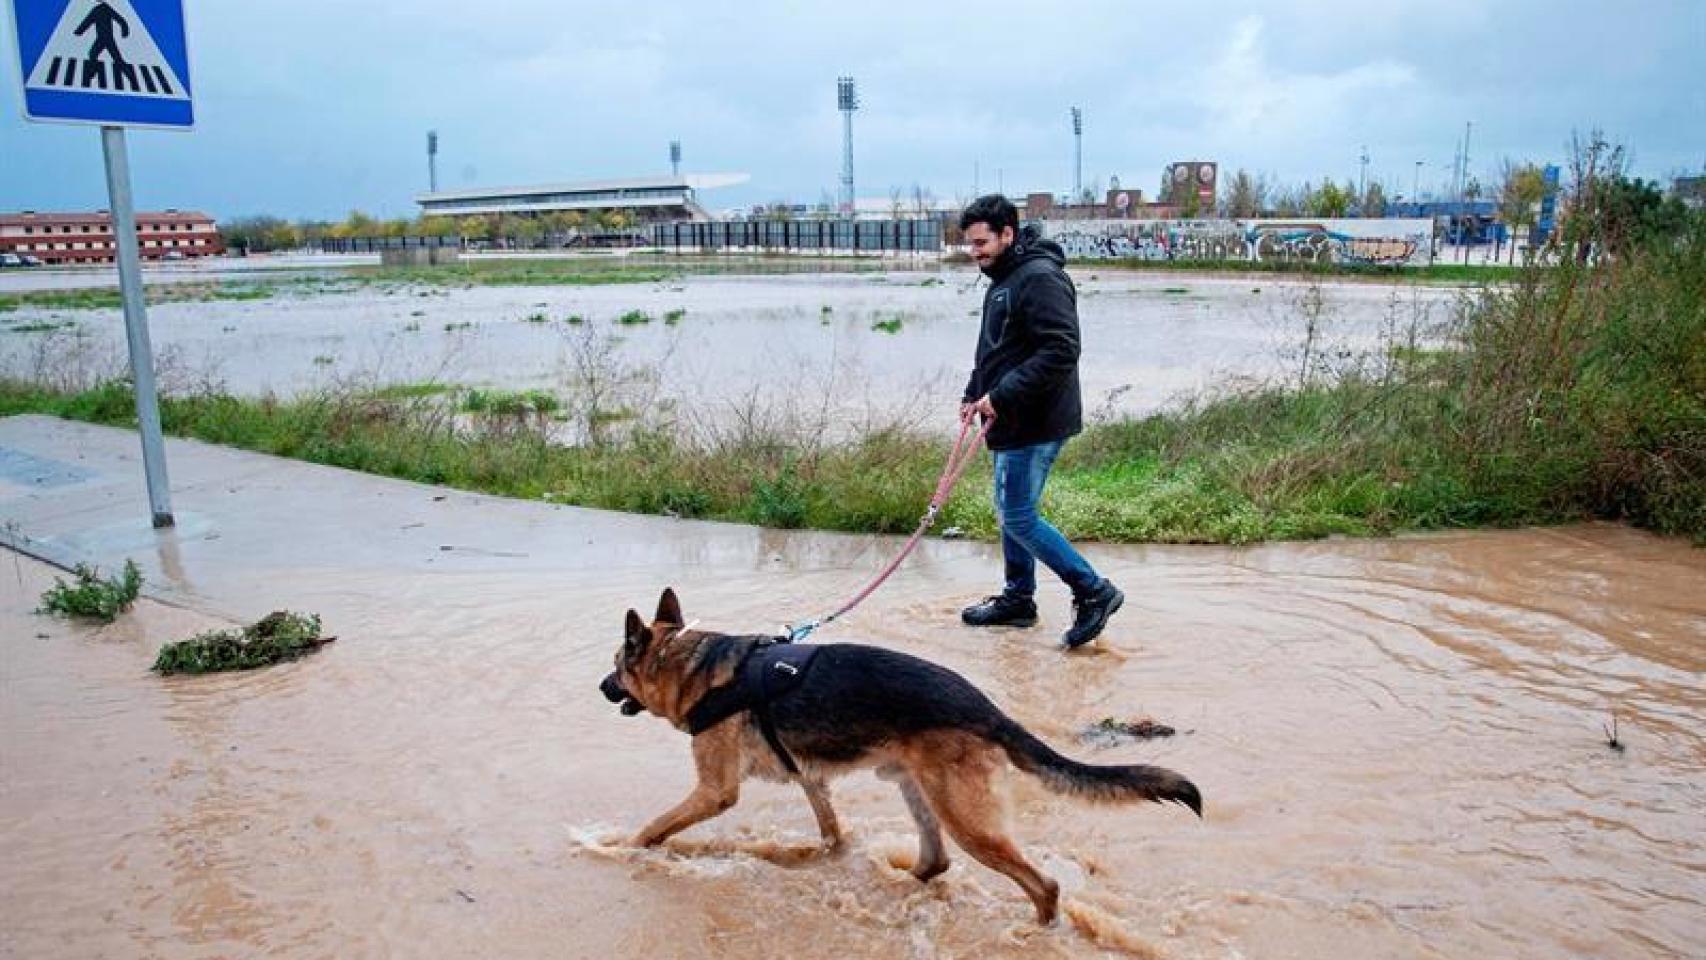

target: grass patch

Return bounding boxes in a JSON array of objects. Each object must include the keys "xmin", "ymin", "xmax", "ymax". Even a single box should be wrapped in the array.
[
  {"xmin": 871, "ymin": 315, "xmax": 905, "ymax": 334},
  {"xmin": 351, "ymin": 259, "xmax": 669, "ymax": 288},
  {"xmin": 152, "ymin": 610, "xmax": 332, "ymax": 675},
  {"xmin": 0, "ymin": 282, "xmax": 273, "ymax": 313},
  {"xmin": 37, "ymin": 560, "xmax": 142, "ymax": 622},
  {"xmin": 5, "ymin": 320, "xmax": 75, "ymax": 333},
  {"xmin": 461, "ymin": 388, "xmax": 560, "ymax": 415},
  {"xmin": 0, "ymin": 378, "xmax": 962, "ymax": 537},
  {"xmin": 370, "ymin": 382, "xmax": 454, "ymax": 401},
  {"xmin": 617, "ymin": 309, "xmax": 652, "ymax": 325},
  {"xmin": 663, "ymin": 308, "xmax": 686, "ymax": 326}
]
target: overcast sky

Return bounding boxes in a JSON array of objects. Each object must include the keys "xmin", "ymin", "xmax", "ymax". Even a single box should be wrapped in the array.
[{"xmin": 3, "ymin": 0, "xmax": 1702, "ymax": 220}]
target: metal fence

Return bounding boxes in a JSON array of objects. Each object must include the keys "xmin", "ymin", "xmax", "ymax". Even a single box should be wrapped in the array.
[
  {"xmin": 652, "ymin": 219, "xmax": 941, "ymax": 253},
  {"xmin": 319, "ymin": 235, "xmax": 462, "ymax": 253},
  {"xmin": 318, "ymin": 220, "xmax": 943, "ymax": 255}
]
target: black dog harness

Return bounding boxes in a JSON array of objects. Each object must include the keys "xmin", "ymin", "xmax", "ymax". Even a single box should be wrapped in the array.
[{"xmin": 684, "ymin": 639, "xmax": 819, "ymax": 775}]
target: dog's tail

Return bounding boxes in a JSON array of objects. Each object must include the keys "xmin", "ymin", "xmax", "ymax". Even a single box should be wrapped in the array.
[{"xmin": 991, "ymin": 718, "xmax": 1203, "ymax": 817}]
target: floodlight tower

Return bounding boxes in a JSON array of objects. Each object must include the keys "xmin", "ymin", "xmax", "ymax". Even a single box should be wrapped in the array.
[
  {"xmin": 838, "ymin": 76, "xmax": 858, "ymax": 217},
  {"xmin": 1358, "ymin": 144, "xmax": 1369, "ymax": 203},
  {"xmin": 1071, "ymin": 107, "xmax": 1083, "ymax": 201},
  {"xmin": 427, "ymin": 130, "xmax": 439, "ymax": 193},
  {"xmin": 670, "ymin": 140, "xmax": 681, "ymax": 177}
]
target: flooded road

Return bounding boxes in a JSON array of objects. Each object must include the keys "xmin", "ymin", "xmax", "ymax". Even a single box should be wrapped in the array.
[
  {"xmin": 4, "ymin": 514, "xmax": 1701, "ymax": 959},
  {"xmin": 0, "ymin": 268, "xmax": 1457, "ymax": 423}
]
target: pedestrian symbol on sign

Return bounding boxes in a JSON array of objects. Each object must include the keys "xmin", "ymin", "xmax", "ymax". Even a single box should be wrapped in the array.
[{"xmin": 24, "ymin": 0, "xmax": 186, "ymax": 99}]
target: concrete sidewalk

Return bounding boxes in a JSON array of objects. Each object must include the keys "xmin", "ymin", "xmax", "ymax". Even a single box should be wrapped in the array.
[{"xmin": 0, "ymin": 413, "xmax": 994, "ymax": 627}]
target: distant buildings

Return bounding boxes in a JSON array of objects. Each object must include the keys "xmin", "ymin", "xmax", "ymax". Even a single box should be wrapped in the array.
[
  {"xmin": 1023, "ymin": 189, "xmax": 1183, "ymax": 221},
  {"xmin": 0, "ymin": 209, "xmax": 223, "ymax": 264},
  {"xmin": 1673, "ymin": 176, "xmax": 1705, "ymax": 210}
]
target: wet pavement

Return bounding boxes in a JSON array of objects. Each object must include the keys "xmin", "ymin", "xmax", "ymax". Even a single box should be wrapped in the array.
[{"xmin": 2, "ymin": 415, "xmax": 1703, "ymax": 959}]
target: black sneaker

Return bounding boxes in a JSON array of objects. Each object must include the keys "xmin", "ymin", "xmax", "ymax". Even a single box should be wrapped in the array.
[
  {"xmin": 1062, "ymin": 580, "xmax": 1124, "ymax": 649},
  {"xmin": 961, "ymin": 593, "xmax": 1038, "ymax": 628}
]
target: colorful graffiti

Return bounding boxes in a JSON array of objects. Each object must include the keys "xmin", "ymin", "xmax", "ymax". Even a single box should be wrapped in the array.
[{"xmin": 1042, "ymin": 218, "xmax": 1434, "ymax": 266}]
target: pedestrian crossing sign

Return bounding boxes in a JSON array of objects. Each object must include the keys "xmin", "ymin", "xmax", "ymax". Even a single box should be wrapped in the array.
[{"xmin": 7, "ymin": 0, "xmax": 193, "ymax": 128}]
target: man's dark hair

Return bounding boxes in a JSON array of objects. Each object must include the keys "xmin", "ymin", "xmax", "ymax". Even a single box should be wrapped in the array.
[{"xmin": 960, "ymin": 194, "xmax": 1019, "ymax": 234}]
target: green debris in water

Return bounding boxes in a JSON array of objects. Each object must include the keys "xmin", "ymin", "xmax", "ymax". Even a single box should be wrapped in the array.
[
  {"xmin": 37, "ymin": 560, "xmax": 142, "ymax": 623},
  {"xmin": 153, "ymin": 611, "xmax": 333, "ymax": 675}
]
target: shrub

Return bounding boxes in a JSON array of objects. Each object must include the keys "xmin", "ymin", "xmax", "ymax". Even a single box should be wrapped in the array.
[{"xmin": 37, "ymin": 560, "xmax": 142, "ymax": 622}]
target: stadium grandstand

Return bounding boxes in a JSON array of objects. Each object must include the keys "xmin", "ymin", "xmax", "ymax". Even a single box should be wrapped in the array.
[{"xmin": 415, "ymin": 174, "xmax": 748, "ymax": 223}]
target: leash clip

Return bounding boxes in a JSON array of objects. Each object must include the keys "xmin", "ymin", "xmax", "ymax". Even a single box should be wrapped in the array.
[{"xmin": 783, "ymin": 620, "xmax": 820, "ymax": 644}]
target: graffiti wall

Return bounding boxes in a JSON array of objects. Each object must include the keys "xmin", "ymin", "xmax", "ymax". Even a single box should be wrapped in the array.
[{"xmin": 1040, "ymin": 218, "xmax": 1435, "ymax": 266}]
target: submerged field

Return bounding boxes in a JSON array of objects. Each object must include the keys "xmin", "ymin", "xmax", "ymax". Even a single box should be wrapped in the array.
[{"xmin": 3, "ymin": 226, "xmax": 1701, "ymax": 545}]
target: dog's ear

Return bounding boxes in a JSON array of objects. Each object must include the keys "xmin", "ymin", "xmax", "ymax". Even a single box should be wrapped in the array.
[
  {"xmin": 624, "ymin": 609, "xmax": 651, "ymax": 656},
  {"xmin": 654, "ymin": 587, "xmax": 683, "ymax": 627}
]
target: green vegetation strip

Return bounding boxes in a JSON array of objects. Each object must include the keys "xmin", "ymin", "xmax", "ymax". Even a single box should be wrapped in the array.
[
  {"xmin": 354, "ymin": 258, "xmax": 671, "ymax": 287},
  {"xmin": 0, "ymin": 282, "xmax": 273, "ymax": 313},
  {"xmin": 0, "ymin": 255, "xmax": 896, "ymax": 314}
]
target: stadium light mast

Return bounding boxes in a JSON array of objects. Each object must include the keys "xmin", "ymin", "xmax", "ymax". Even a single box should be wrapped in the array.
[
  {"xmin": 427, "ymin": 130, "xmax": 438, "ymax": 193},
  {"xmin": 838, "ymin": 76, "xmax": 858, "ymax": 218},
  {"xmin": 670, "ymin": 140, "xmax": 681, "ymax": 178},
  {"xmin": 1358, "ymin": 144, "xmax": 1369, "ymax": 208},
  {"xmin": 1071, "ymin": 107, "xmax": 1083, "ymax": 202}
]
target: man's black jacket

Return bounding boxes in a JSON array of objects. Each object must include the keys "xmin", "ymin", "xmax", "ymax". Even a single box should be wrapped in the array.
[{"xmin": 962, "ymin": 224, "xmax": 1083, "ymax": 451}]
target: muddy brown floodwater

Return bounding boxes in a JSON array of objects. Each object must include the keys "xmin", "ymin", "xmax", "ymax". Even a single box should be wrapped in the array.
[{"xmin": 3, "ymin": 515, "xmax": 1701, "ymax": 959}]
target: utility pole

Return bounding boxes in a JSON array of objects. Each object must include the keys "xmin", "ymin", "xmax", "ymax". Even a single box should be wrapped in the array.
[
  {"xmin": 1358, "ymin": 144, "xmax": 1369, "ymax": 211},
  {"xmin": 1413, "ymin": 160, "xmax": 1422, "ymax": 207},
  {"xmin": 670, "ymin": 140, "xmax": 681, "ymax": 178},
  {"xmin": 1071, "ymin": 107, "xmax": 1083, "ymax": 202},
  {"xmin": 1460, "ymin": 121, "xmax": 1474, "ymax": 253},
  {"xmin": 837, "ymin": 76, "xmax": 858, "ymax": 218},
  {"xmin": 1461, "ymin": 121, "xmax": 1474, "ymax": 201},
  {"xmin": 1450, "ymin": 135, "xmax": 1463, "ymax": 208},
  {"xmin": 427, "ymin": 130, "xmax": 438, "ymax": 193}
]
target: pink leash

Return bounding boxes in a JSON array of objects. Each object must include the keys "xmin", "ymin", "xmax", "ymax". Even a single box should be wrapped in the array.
[{"xmin": 784, "ymin": 417, "xmax": 992, "ymax": 642}]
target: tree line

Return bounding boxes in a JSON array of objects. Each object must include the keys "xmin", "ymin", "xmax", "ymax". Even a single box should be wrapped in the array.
[{"xmin": 220, "ymin": 208, "xmax": 641, "ymax": 253}]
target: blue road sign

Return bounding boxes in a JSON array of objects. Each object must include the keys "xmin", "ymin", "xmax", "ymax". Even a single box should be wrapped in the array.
[
  {"xmin": 1535, "ymin": 164, "xmax": 1561, "ymax": 244},
  {"xmin": 7, "ymin": 0, "xmax": 192, "ymax": 128}
]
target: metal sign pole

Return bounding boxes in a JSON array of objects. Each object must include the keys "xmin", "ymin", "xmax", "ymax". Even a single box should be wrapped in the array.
[{"xmin": 100, "ymin": 124, "xmax": 174, "ymax": 528}]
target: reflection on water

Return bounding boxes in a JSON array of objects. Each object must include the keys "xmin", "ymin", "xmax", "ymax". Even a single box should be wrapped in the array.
[{"xmin": 2, "ymin": 522, "xmax": 1701, "ymax": 958}]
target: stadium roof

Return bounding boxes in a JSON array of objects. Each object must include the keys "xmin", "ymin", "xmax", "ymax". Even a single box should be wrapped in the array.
[{"xmin": 415, "ymin": 174, "xmax": 748, "ymax": 218}]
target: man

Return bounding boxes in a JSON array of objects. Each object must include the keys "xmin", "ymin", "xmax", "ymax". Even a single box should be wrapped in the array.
[{"xmin": 957, "ymin": 194, "xmax": 1122, "ymax": 649}]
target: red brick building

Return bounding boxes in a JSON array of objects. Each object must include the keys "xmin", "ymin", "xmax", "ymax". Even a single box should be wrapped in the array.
[{"xmin": 0, "ymin": 210, "xmax": 224, "ymax": 265}]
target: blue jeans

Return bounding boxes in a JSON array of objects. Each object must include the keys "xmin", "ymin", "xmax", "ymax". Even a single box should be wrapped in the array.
[{"xmin": 992, "ymin": 439, "xmax": 1100, "ymax": 599}]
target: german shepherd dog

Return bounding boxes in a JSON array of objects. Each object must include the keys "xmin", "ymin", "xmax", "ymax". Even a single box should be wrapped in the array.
[{"xmin": 599, "ymin": 589, "xmax": 1202, "ymax": 924}]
